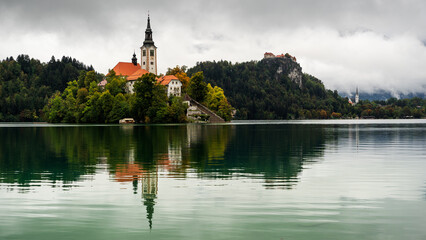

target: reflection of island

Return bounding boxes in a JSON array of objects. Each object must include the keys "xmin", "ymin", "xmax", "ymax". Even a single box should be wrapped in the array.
[{"xmin": 1, "ymin": 124, "xmax": 331, "ymax": 191}]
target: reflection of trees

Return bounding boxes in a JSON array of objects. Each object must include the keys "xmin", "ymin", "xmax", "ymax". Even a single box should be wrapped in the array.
[
  {"xmin": 185, "ymin": 124, "xmax": 232, "ymax": 172},
  {"xmin": 0, "ymin": 124, "xmax": 329, "ymax": 190},
  {"xmin": 189, "ymin": 124, "xmax": 328, "ymax": 189},
  {"xmin": 0, "ymin": 127, "xmax": 93, "ymax": 186}
]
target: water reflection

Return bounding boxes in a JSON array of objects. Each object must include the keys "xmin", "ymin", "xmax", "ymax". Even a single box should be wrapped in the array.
[
  {"xmin": 0, "ymin": 124, "xmax": 332, "ymax": 228},
  {"xmin": 0, "ymin": 124, "xmax": 329, "ymax": 187},
  {"xmin": 1, "ymin": 122, "xmax": 426, "ymax": 238}
]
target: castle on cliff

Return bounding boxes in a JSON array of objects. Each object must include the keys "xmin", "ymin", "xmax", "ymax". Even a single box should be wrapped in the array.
[{"xmin": 264, "ymin": 52, "xmax": 297, "ymax": 62}]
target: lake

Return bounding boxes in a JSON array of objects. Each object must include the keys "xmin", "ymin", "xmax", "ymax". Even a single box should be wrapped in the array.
[{"xmin": 0, "ymin": 120, "xmax": 425, "ymax": 240}]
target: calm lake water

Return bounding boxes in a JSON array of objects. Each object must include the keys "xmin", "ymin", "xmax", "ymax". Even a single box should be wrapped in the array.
[{"xmin": 0, "ymin": 120, "xmax": 425, "ymax": 240}]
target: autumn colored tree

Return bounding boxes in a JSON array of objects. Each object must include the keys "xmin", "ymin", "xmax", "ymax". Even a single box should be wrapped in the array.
[
  {"xmin": 166, "ymin": 65, "xmax": 190, "ymax": 92},
  {"xmin": 319, "ymin": 110, "xmax": 328, "ymax": 119},
  {"xmin": 331, "ymin": 112, "xmax": 342, "ymax": 119},
  {"xmin": 206, "ymin": 83, "xmax": 234, "ymax": 121}
]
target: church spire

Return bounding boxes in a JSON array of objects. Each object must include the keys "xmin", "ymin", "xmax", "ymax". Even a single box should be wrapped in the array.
[
  {"xmin": 147, "ymin": 13, "xmax": 151, "ymax": 29},
  {"xmin": 140, "ymin": 14, "xmax": 157, "ymax": 75},
  {"xmin": 355, "ymin": 86, "xmax": 359, "ymax": 104},
  {"xmin": 143, "ymin": 14, "xmax": 154, "ymax": 46}
]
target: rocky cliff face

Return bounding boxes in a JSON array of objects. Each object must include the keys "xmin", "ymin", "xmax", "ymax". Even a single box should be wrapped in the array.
[{"xmin": 262, "ymin": 57, "xmax": 303, "ymax": 88}]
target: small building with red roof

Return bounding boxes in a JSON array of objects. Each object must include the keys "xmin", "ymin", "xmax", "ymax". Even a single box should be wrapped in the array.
[{"xmin": 157, "ymin": 75, "xmax": 182, "ymax": 97}]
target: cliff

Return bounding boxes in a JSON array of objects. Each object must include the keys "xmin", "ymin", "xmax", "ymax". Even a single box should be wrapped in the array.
[{"xmin": 262, "ymin": 57, "xmax": 303, "ymax": 88}]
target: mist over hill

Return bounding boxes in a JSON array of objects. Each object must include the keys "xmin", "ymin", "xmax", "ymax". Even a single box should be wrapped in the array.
[{"xmin": 343, "ymin": 90, "xmax": 425, "ymax": 101}]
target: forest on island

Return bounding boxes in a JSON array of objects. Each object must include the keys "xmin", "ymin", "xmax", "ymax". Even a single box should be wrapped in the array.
[
  {"xmin": 43, "ymin": 67, "xmax": 233, "ymax": 123},
  {"xmin": 0, "ymin": 55, "xmax": 425, "ymax": 122},
  {"xmin": 43, "ymin": 71, "xmax": 187, "ymax": 123},
  {"xmin": 0, "ymin": 55, "xmax": 233, "ymax": 123}
]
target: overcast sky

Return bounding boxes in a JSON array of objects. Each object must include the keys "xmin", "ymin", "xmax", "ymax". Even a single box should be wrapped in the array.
[{"xmin": 1, "ymin": 0, "xmax": 425, "ymax": 96}]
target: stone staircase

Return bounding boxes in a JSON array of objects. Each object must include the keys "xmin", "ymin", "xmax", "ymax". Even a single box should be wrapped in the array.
[{"xmin": 184, "ymin": 95, "xmax": 225, "ymax": 123}]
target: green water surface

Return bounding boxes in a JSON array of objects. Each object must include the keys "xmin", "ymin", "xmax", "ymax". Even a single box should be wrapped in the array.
[{"xmin": 0, "ymin": 120, "xmax": 425, "ymax": 240}]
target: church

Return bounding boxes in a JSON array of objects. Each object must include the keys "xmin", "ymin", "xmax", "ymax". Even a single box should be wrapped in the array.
[{"xmin": 107, "ymin": 16, "xmax": 182, "ymax": 97}]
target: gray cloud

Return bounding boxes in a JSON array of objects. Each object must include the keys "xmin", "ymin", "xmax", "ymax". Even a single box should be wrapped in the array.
[{"xmin": 1, "ymin": 0, "xmax": 425, "ymax": 95}]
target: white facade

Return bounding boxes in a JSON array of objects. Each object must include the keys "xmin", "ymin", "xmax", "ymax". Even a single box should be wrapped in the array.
[
  {"xmin": 140, "ymin": 46, "xmax": 157, "ymax": 75},
  {"xmin": 165, "ymin": 79, "xmax": 182, "ymax": 97}
]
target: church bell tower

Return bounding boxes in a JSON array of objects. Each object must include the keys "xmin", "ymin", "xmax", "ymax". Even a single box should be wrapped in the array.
[{"xmin": 141, "ymin": 15, "xmax": 157, "ymax": 75}]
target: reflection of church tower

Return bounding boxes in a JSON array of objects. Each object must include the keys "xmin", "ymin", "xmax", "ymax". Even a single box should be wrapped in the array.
[
  {"xmin": 142, "ymin": 170, "xmax": 158, "ymax": 229},
  {"xmin": 140, "ymin": 15, "xmax": 157, "ymax": 75}
]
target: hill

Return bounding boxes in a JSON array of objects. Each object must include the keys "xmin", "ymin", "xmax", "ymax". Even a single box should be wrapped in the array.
[{"xmin": 187, "ymin": 57, "xmax": 351, "ymax": 119}]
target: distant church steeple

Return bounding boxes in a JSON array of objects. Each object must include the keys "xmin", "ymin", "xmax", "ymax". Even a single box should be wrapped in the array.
[
  {"xmin": 141, "ymin": 14, "xmax": 157, "ymax": 75},
  {"xmin": 132, "ymin": 51, "xmax": 138, "ymax": 66},
  {"xmin": 355, "ymin": 86, "xmax": 359, "ymax": 104}
]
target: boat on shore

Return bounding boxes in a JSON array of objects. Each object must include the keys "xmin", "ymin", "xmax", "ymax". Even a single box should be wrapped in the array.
[{"xmin": 119, "ymin": 118, "xmax": 135, "ymax": 124}]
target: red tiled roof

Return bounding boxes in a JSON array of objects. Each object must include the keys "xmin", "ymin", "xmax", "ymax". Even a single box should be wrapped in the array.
[
  {"xmin": 157, "ymin": 75, "xmax": 179, "ymax": 86},
  {"xmin": 111, "ymin": 62, "xmax": 141, "ymax": 77},
  {"xmin": 127, "ymin": 69, "xmax": 150, "ymax": 81}
]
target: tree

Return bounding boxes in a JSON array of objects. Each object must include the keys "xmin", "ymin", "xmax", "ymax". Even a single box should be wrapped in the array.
[
  {"xmin": 206, "ymin": 83, "xmax": 233, "ymax": 121},
  {"xmin": 188, "ymin": 71, "xmax": 207, "ymax": 103},
  {"xmin": 166, "ymin": 65, "xmax": 190, "ymax": 92},
  {"xmin": 44, "ymin": 93, "xmax": 64, "ymax": 123},
  {"xmin": 84, "ymin": 71, "xmax": 97, "ymax": 88},
  {"xmin": 131, "ymin": 73, "xmax": 157, "ymax": 122},
  {"xmin": 319, "ymin": 109, "xmax": 328, "ymax": 119},
  {"xmin": 146, "ymin": 83, "xmax": 168, "ymax": 123},
  {"xmin": 106, "ymin": 70, "xmax": 126, "ymax": 96},
  {"xmin": 77, "ymin": 88, "xmax": 89, "ymax": 104},
  {"xmin": 108, "ymin": 93, "xmax": 130, "ymax": 123},
  {"xmin": 166, "ymin": 97, "xmax": 188, "ymax": 123},
  {"xmin": 99, "ymin": 90, "xmax": 114, "ymax": 122},
  {"xmin": 331, "ymin": 112, "xmax": 342, "ymax": 119}
]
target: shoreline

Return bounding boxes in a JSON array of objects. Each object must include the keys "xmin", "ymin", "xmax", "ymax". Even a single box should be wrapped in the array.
[{"xmin": 1, "ymin": 119, "xmax": 426, "ymax": 127}]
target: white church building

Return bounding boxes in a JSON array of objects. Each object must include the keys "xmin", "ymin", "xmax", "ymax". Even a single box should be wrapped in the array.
[{"xmin": 105, "ymin": 16, "xmax": 182, "ymax": 96}]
